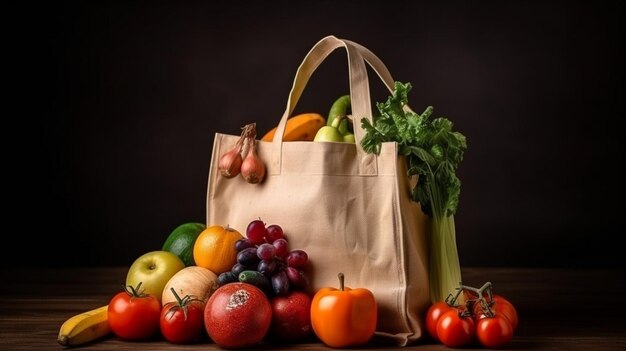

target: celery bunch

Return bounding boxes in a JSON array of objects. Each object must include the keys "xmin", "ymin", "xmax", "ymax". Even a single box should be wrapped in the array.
[{"xmin": 361, "ymin": 82, "xmax": 467, "ymax": 303}]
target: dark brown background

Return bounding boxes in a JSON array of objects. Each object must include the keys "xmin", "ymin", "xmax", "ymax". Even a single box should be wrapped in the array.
[{"xmin": 7, "ymin": 0, "xmax": 623, "ymax": 268}]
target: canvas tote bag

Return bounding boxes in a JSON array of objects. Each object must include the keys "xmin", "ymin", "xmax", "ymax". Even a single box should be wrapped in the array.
[{"xmin": 206, "ymin": 35, "xmax": 430, "ymax": 346}]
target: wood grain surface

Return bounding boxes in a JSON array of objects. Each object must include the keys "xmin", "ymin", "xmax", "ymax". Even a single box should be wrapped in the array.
[{"xmin": 1, "ymin": 267, "xmax": 624, "ymax": 350}]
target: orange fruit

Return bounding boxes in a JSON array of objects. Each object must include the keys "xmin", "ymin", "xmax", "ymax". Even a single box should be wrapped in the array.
[{"xmin": 193, "ymin": 225, "xmax": 243, "ymax": 274}]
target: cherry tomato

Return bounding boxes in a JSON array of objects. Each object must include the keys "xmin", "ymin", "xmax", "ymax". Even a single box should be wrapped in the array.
[
  {"xmin": 492, "ymin": 295, "xmax": 518, "ymax": 330},
  {"xmin": 108, "ymin": 284, "xmax": 161, "ymax": 340},
  {"xmin": 436, "ymin": 309, "xmax": 475, "ymax": 348},
  {"xmin": 425, "ymin": 301, "xmax": 454, "ymax": 341},
  {"xmin": 473, "ymin": 294, "xmax": 519, "ymax": 331},
  {"xmin": 476, "ymin": 315, "xmax": 513, "ymax": 348},
  {"xmin": 160, "ymin": 290, "xmax": 205, "ymax": 344}
]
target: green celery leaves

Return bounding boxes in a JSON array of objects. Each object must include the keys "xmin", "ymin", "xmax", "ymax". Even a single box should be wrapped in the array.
[{"xmin": 361, "ymin": 81, "xmax": 467, "ymax": 218}]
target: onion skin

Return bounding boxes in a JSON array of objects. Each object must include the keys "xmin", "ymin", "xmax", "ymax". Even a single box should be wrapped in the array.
[
  {"xmin": 241, "ymin": 139, "xmax": 265, "ymax": 184},
  {"xmin": 219, "ymin": 144, "xmax": 243, "ymax": 178},
  {"xmin": 162, "ymin": 266, "xmax": 218, "ymax": 306}
]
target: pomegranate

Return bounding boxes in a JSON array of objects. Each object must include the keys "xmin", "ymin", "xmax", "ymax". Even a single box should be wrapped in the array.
[{"xmin": 204, "ymin": 282, "xmax": 271, "ymax": 348}]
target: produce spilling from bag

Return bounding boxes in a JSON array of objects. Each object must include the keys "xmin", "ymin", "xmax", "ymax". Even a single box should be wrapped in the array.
[{"xmin": 58, "ymin": 37, "xmax": 518, "ymax": 348}]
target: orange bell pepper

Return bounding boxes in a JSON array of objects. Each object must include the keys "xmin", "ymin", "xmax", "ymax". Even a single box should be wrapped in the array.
[{"xmin": 310, "ymin": 273, "xmax": 377, "ymax": 348}]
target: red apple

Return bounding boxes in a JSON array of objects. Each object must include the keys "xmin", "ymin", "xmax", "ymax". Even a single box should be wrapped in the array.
[
  {"xmin": 269, "ymin": 291, "xmax": 312, "ymax": 342},
  {"xmin": 204, "ymin": 282, "xmax": 271, "ymax": 348}
]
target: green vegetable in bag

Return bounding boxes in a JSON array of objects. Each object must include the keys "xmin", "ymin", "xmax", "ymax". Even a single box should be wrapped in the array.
[
  {"xmin": 327, "ymin": 94, "xmax": 352, "ymax": 136},
  {"xmin": 360, "ymin": 82, "xmax": 467, "ymax": 303}
]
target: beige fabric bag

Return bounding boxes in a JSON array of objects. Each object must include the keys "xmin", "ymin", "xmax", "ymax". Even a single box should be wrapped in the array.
[{"xmin": 206, "ymin": 35, "xmax": 430, "ymax": 346}]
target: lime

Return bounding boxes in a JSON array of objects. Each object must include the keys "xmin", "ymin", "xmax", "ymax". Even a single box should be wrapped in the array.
[{"xmin": 162, "ymin": 222, "xmax": 206, "ymax": 266}]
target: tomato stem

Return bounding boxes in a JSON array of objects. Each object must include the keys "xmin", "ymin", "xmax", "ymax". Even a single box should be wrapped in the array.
[
  {"xmin": 124, "ymin": 282, "xmax": 148, "ymax": 298},
  {"xmin": 170, "ymin": 287, "xmax": 183, "ymax": 305},
  {"xmin": 457, "ymin": 282, "xmax": 496, "ymax": 318},
  {"xmin": 338, "ymin": 273, "xmax": 344, "ymax": 291},
  {"xmin": 167, "ymin": 288, "xmax": 205, "ymax": 322},
  {"xmin": 446, "ymin": 283, "xmax": 463, "ymax": 306}
]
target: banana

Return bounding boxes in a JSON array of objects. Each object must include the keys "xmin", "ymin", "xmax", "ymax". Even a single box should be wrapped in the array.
[
  {"xmin": 261, "ymin": 113, "xmax": 326, "ymax": 141},
  {"xmin": 57, "ymin": 305, "xmax": 111, "ymax": 346}
]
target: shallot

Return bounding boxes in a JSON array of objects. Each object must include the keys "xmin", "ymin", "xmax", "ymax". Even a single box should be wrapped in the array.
[
  {"xmin": 218, "ymin": 140, "xmax": 243, "ymax": 178},
  {"xmin": 240, "ymin": 135, "xmax": 265, "ymax": 184}
]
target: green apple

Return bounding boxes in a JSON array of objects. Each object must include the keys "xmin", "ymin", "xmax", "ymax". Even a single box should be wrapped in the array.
[
  {"xmin": 343, "ymin": 133, "xmax": 355, "ymax": 143},
  {"xmin": 125, "ymin": 250, "xmax": 185, "ymax": 303},
  {"xmin": 314, "ymin": 115, "xmax": 348, "ymax": 143},
  {"xmin": 314, "ymin": 126, "xmax": 344, "ymax": 142}
]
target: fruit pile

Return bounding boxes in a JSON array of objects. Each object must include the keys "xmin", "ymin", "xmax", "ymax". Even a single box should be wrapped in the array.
[
  {"xmin": 58, "ymin": 219, "xmax": 344, "ymax": 349},
  {"xmin": 216, "ymin": 219, "xmax": 309, "ymax": 296}
]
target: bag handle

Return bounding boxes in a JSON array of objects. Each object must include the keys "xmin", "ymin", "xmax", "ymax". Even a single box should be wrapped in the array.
[
  {"xmin": 343, "ymin": 39, "xmax": 416, "ymax": 116},
  {"xmin": 270, "ymin": 35, "xmax": 398, "ymax": 176}
]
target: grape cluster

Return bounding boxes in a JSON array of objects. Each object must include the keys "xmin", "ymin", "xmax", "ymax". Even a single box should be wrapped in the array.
[{"xmin": 217, "ymin": 219, "xmax": 309, "ymax": 296}]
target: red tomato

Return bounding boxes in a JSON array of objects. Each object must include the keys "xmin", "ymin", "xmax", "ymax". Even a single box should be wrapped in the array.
[
  {"xmin": 492, "ymin": 295, "xmax": 518, "ymax": 330},
  {"xmin": 425, "ymin": 301, "xmax": 454, "ymax": 341},
  {"xmin": 436, "ymin": 309, "xmax": 475, "ymax": 348},
  {"xmin": 473, "ymin": 294, "xmax": 519, "ymax": 331},
  {"xmin": 476, "ymin": 315, "xmax": 514, "ymax": 348},
  {"xmin": 108, "ymin": 284, "xmax": 161, "ymax": 340},
  {"xmin": 160, "ymin": 292, "xmax": 206, "ymax": 344}
]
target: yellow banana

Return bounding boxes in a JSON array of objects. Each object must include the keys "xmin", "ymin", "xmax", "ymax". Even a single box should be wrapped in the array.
[
  {"xmin": 261, "ymin": 113, "xmax": 326, "ymax": 141},
  {"xmin": 57, "ymin": 305, "xmax": 111, "ymax": 346}
]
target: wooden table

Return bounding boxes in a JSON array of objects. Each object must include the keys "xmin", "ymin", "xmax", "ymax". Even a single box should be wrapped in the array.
[{"xmin": 1, "ymin": 267, "xmax": 624, "ymax": 350}]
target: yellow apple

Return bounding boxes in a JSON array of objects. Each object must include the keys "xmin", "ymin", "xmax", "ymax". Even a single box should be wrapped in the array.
[{"xmin": 125, "ymin": 250, "xmax": 184, "ymax": 303}]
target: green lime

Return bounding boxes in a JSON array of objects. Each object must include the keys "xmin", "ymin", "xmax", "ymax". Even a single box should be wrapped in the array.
[{"xmin": 162, "ymin": 222, "xmax": 206, "ymax": 266}]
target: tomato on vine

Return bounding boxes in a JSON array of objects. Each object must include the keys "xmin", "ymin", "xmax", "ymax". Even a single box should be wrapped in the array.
[
  {"xmin": 425, "ymin": 301, "xmax": 454, "ymax": 341},
  {"xmin": 160, "ymin": 288, "xmax": 205, "ymax": 344},
  {"xmin": 426, "ymin": 281, "xmax": 518, "ymax": 348},
  {"xmin": 108, "ymin": 282, "xmax": 161, "ymax": 340},
  {"xmin": 491, "ymin": 295, "xmax": 518, "ymax": 330},
  {"xmin": 476, "ymin": 314, "xmax": 514, "ymax": 348},
  {"xmin": 473, "ymin": 293, "xmax": 519, "ymax": 331},
  {"xmin": 436, "ymin": 309, "xmax": 475, "ymax": 348}
]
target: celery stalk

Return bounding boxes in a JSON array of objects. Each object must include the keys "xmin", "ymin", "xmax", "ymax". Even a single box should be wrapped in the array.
[
  {"xmin": 426, "ymin": 168, "xmax": 463, "ymax": 303},
  {"xmin": 361, "ymin": 82, "xmax": 467, "ymax": 304},
  {"xmin": 430, "ymin": 215, "xmax": 462, "ymax": 303}
]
